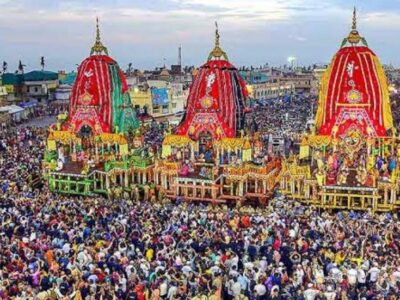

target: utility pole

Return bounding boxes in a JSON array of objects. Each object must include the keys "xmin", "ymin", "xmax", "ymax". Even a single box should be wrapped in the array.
[{"xmin": 178, "ymin": 45, "xmax": 182, "ymax": 83}]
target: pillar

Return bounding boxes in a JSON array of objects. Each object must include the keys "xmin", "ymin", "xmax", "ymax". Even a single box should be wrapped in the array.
[
  {"xmin": 95, "ymin": 143, "xmax": 98, "ymax": 162},
  {"xmin": 263, "ymin": 180, "xmax": 266, "ymax": 194},
  {"xmin": 390, "ymin": 187, "xmax": 396, "ymax": 205},
  {"xmin": 190, "ymin": 143, "xmax": 195, "ymax": 161},
  {"xmin": 143, "ymin": 171, "xmax": 147, "ymax": 184},
  {"xmin": 106, "ymin": 174, "xmax": 110, "ymax": 189},
  {"xmin": 124, "ymin": 171, "xmax": 129, "ymax": 187}
]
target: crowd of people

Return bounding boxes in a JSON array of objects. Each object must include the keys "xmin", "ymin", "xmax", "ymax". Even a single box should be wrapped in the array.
[
  {"xmin": 2, "ymin": 124, "xmax": 400, "ymax": 299},
  {"xmin": 247, "ymin": 96, "xmax": 315, "ymax": 140}
]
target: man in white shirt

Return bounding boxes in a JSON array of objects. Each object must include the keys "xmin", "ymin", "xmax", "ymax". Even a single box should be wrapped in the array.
[
  {"xmin": 230, "ymin": 277, "xmax": 242, "ymax": 297},
  {"xmin": 159, "ymin": 278, "xmax": 168, "ymax": 299},
  {"xmin": 324, "ymin": 286, "xmax": 336, "ymax": 300},
  {"xmin": 392, "ymin": 266, "xmax": 400, "ymax": 283},
  {"xmin": 347, "ymin": 264, "xmax": 358, "ymax": 286},
  {"xmin": 167, "ymin": 283, "xmax": 178, "ymax": 300},
  {"xmin": 330, "ymin": 264, "xmax": 343, "ymax": 284},
  {"xmin": 303, "ymin": 284, "xmax": 319, "ymax": 300},
  {"xmin": 259, "ymin": 257, "xmax": 268, "ymax": 272},
  {"xmin": 368, "ymin": 263, "xmax": 380, "ymax": 283},
  {"xmin": 254, "ymin": 282, "xmax": 266, "ymax": 297},
  {"xmin": 294, "ymin": 264, "xmax": 305, "ymax": 287},
  {"xmin": 357, "ymin": 267, "xmax": 366, "ymax": 287}
]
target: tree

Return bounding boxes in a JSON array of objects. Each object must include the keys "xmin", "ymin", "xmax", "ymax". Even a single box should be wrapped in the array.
[
  {"xmin": 2, "ymin": 61, "xmax": 7, "ymax": 73},
  {"xmin": 40, "ymin": 56, "xmax": 45, "ymax": 71},
  {"xmin": 127, "ymin": 62, "xmax": 133, "ymax": 75},
  {"xmin": 18, "ymin": 60, "xmax": 26, "ymax": 74}
]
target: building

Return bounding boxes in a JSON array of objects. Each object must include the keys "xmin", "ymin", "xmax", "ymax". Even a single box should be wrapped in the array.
[
  {"xmin": 1, "ymin": 70, "xmax": 58, "ymax": 104},
  {"xmin": 0, "ymin": 85, "xmax": 7, "ymax": 106},
  {"xmin": 239, "ymin": 69, "xmax": 294, "ymax": 100},
  {"xmin": 251, "ymin": 79, "xmax": 294, "ymax": 100},
  {"xmin": 23, "ymin": 70, "xmax": 58, "ymax": 103},
  {"xmin": 54, "ymin": 84, "xmax": 72, "ymax": 102},
  {"xmin": 279, "ymin": 71, "xmax": 315, "ymax": 96},
  {"xmin": 384, "ymin": 64, "xmax": 400, "ymax": 84},
  {"xmin": 239, "ymin": 71, "xmax": 268, "ymax": 84},
  {"xmin": 129, "ymin": 81, "xmax": 187, "ymax": 119},
  {"xmin": 2, "ymin": 73, "xmax": 24, "ymax": 103},
  {"xmin": 311, "ymin": 66, "xmax": 328, "ymax": 95},
  {"xmin": 239, "ymin": 67, "xmax": 320, "ymax": 100}
]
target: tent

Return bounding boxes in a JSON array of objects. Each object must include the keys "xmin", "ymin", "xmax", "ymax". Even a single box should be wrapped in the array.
[
  {"xmin": 20, "ymin": 100, "xmax": 38, "ymax": 109},
  {"xmin": 0, "ymin": 105, "xmax": 25, "ymax": 122}
]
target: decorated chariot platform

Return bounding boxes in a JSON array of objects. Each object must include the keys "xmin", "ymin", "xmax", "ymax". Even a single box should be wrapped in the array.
[
  {"xmin": 43, "ymin": 12, "xmax": 400, "ymax": 212},
  {"xmin": 280, "ymin": 9, "xmax": 400, "ymax": 212},
  {"xmin": 43, "ymin": 21, "xmax": 282, "ymax": 204},
  {"xmin": 43, "ymin": 19, "xmax": 154, "ymax": 196}
]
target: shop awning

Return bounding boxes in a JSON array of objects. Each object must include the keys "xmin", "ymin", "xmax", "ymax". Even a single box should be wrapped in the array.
[{"xmin": 0, "ymin": 105, "xmax": 25, "ymax": 114}]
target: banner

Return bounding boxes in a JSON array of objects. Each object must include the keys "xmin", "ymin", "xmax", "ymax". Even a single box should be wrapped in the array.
[{"xmin": 151, "ymin": 88, "xmax": 169, "ymax": 106}]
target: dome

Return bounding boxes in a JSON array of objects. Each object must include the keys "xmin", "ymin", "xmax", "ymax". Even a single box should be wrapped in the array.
[
  {"xmin": 315, "ymin": 8, "xmax": 393, "ymax": 138},
  {"xmin": 176, "ymin": 23, "xmax": 248, "ymax": 140},
  {"xmin": 64, "ymin": 18, "xmax": 139, "ymax": 134},
  {"xmin": 160, "ymin": 68, "xmax": 170, "ymax": 76}
]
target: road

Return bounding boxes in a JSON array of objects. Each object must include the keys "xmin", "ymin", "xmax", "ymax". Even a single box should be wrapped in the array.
[{"xmin": 17, "ymin": 116, "xmax": 56, "ymax": 129}]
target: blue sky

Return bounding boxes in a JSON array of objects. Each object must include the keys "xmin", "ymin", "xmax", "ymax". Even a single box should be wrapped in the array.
[{"xmin": 1, "ymin": 0, "xmax": 400, "ymax": 72}]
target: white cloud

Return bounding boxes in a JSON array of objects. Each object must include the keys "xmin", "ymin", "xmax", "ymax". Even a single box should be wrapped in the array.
[
  {"xmin": 1, "ymin": 0, "xmax": 400, "ymax": 70},
  {"xmin": 363, "ymin": 12, "xmax": 400, "ymax": 28}
]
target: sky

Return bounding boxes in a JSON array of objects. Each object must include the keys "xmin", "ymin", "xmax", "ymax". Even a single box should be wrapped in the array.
[{"xmin": 1, "ymin": 0, "xmax": 400, "ymax": 72}]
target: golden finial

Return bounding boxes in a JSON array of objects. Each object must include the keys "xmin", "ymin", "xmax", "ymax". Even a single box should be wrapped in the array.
[
  {"xmin": 352, "ymin": 6, "xmax": 357, "ymax": 30},
  {"xmin": 208, "ymin": 21, "xmax": 229, "ymax": 61},
  {"xmin": 215, "ymin": 21, "xmax": 220, "ymax": 48},
  {"xmin": 90, "ymin": 17, "xmax": 109, "ymax": 56},
  {"xmin": 347, "ymin": 6, "xmax": 361, "ymax": 45}
]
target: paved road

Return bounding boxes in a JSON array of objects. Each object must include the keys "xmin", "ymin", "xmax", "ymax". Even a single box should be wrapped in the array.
[{"xmin": 17, "ymin": 116, "xmax": 56, "ymax": 129}]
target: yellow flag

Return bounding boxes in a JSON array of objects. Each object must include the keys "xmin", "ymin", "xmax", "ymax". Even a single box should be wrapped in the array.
[
  {"xmin": 120, "ymin": 144, "xmax": 129, "ymax": 155},
  {"xmin": 47, "ymin": 140, "xmax": 56, "ymax": 151},
  {"xmin": 299, "ymin": 145, "xmax": 309, "ymax": 159},
  {"xmin": 242, "ymin": 148, "xmax": 252, "ymax": 162},
  {"xmin": 162, "ymin": 145, "xmax": 171, "ymax": 158}
]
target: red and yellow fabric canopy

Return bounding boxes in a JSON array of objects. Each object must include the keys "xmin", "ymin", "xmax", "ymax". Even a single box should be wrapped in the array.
[
  {"xmin": 176, "ymin": 24, "xmax": 248, "ymax": 140},
  {"xmin": 315, "ymin": 11, "xmax": 393, "ymax": 138}
]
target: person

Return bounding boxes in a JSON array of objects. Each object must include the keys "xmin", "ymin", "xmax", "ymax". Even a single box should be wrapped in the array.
[
  {"xmin": 356, "ymin": 165, "xmax": 367, "ymax": 186},
  {"xmin": 254, "ymin": 279, "xmax": 267, "ymax": 298},
  {"xmin": 337, "ymin": 163, "xmax": 349, "ymax": 185},
  {"xmin": 58, "ymin": 146, "xmax": 65, "ymax": 163},
  {"xmin": 199, "ymin": 166, "xmax": 209, "ymax": 178},
  {"xmin": 303, "ymin": 283, "xmax": 319, "ymax": 300},
  {"xmin": 204, "ymin": 149, "xmax": 213, "ymax": 163},
  {"xmin": 324, "ymin": 286, "xmax": 336, "ymax": 300},
  {"xmin": 2, "ymin": 121, "xmax": 400, "ymax": 299},
  {"xmin": 87, "ymin": 156, "xmax": 95, "ymax": 168},
  {"xmin": 179, "ymin": 161, "xmax": 190, "ymax": 177},
  {"xmin": 55, "ymin": 158, "xmax": 64, "ymax": 171}
]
